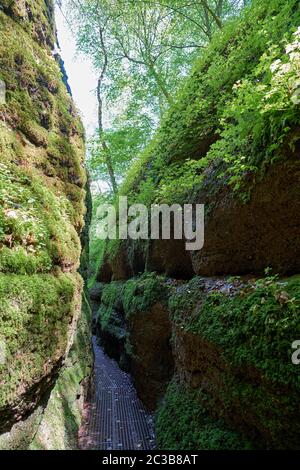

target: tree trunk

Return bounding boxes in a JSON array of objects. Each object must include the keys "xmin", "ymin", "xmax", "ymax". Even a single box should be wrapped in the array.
[
  {"xmin": 148, "ymin": 62, "xmax": 174, "ymax": 106},
  {"xmin": 200, "ymin": 0, "xmax": 223, "ymax": 30},
  {"xmin": 97, "ymin": 77, "xmax": 118, "ymax": 194}
]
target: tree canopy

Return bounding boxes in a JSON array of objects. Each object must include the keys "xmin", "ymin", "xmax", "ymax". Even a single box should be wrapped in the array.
[{"xmin": 62, "ymin": 0, "xmax": 248, "ymax": 193}]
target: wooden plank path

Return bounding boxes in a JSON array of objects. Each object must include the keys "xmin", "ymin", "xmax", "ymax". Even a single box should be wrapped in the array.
[{"xmin": 79, "ymin": 337, "xmax": 156, "ymax": 450}]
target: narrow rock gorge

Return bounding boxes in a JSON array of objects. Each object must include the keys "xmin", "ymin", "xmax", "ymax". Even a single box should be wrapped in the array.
[
  {"xmin": 93, "ymin": 0, "xmax": 300, "ymax": 450},
  {"xmin": 0, "ymin": 0, "xmax": 300, "ymax": 452}
]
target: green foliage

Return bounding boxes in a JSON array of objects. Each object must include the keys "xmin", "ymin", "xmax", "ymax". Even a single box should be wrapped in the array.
[
  {"xmin": 66, "ymin": 0, "xmax": 243, "ymax": 195},
  {"xmin": 169, "ymin": 274, "xmax": 300, "ymax": 388},
  {"xmin": 208, "ymin": 26, "xmax": 300, "ymax": 190},
  {"xmin": 156, "ymin": 380, "xmax": 252, "ymax": 450},
  {"xmin": 87, "ymin": 109, "xmax": 153, "ymax": 190},
  {"xmin": 119, "ymin": 0, "xmax": 300, "ymax": 206},
  {"xmin": 123, "ymin": 272, "xmax": 168, "ymax": 318},
  {"xmin": 100, "ymin": 282, "xmax": 124, "ymax": 318},
  {"xmin": 97, "ymin": 281, "xmax": 125, "ymax": 338}
]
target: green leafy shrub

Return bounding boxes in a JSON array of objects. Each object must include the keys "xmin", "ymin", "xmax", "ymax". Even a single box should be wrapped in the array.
[
  {"xmin": 208, "ymin": 27, "xmax": 300, "ymax": 191},
  {"xmin": 119, "ymin": 0, "xmax": 300, "ymax": 206}
]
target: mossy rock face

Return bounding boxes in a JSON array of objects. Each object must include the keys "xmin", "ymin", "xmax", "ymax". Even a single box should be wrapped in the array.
[
  {"xmin": 169, "ymin": 275, "xmax": 300, "ymax": 449},
  {"xmin": 156, "ymin": 380, "xmax": 253, "ymax": 450},
  {"xmin": 0, "ymin": 2, "xmax": 88, "ymax": 445},
  {"xmin": 95, "ymin": 281, "xmax": 127, "ymax": 364},
  {"xmin": 0, "ymin": 162, "xmax": 81, "ymax": 274},
  {"xmin": 0, "ymin": 1, "xmax": 56, "ymax": 48},
  {"xmin": 95, "ymin": 274, "xmax": 174, "ymax": 408},
  {"xmin": 190, "ymin": 155, "xmax": 300, "ymax": 277},
  {"xmin": 0, "ymin": 291, "xmax": 92, "ymax": 450},
  {"xmin": 28, "ymin": 292, "xmax": 92, "ymax": 450},
  {"xmin": 0, "ymin": 272, "xmax": 83, "ymax": 434}
]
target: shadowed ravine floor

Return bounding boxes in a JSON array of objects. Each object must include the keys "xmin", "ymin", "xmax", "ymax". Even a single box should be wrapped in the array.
[{"xmin": 79, "ymin": 337, "xmax": 156, "ymax": 450}]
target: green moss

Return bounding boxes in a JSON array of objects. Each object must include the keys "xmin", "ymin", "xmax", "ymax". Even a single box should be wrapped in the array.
[
  {"xmin": 1, "ymin": 1, "xmax": 55, "ymax": 48},
  {"xmin": 96, "ymin": 281, "xmax": 125, "ymax": 340},
  {"xmin": 0, "ymin": 162, "xmax": 81, "ymax": 274},
  {"xmin": 123, "ymin": 272, "xmax": 168, "ymax": 318},
  {"xmin": 156, "ymin": 380, "xmax": 252, "ymax": 450},
  {"xmin": 0, "ymin": 1, "xmax": 87, "ymax": 295},
  {"xmin": 169, "ymin": 274, "xmax": 300, "ymax": 389},
  {"xmin": 0, "ymin": 9, "xmax": 85, "ymax": 191},
  {"xmin": 0, "ymin": 272, "xmax": 81, "ymax": 408},
  {"xmin": 0, "ymin": 1, "xmax": 88, "ymax": 448},
  {"xmin": 0, "ymin": 407, "xmax": 44, "ymax": 451},
  {"xmin": 29, "ymin": 292, "xmax": 92, "ymax": 450},
  {"xmin": 96, "ymin": 273, "xmax": 169, "ymax": 344}
]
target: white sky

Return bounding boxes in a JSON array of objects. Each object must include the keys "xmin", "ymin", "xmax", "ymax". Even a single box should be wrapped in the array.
[
  {"xmin": 55, "ymin": 6, "xmax": 111, "ymax": 192},
  {"xmin": 55, "ymin": 5, "xmax": 98, "ymax": 137}
]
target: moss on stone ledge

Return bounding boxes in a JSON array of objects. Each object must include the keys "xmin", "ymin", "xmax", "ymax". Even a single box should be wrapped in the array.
[
  {"xmin": 169, "ymin": 275, "xmax": 300, "ymax": 389},
  {"xmin": 123, "ymin": 272, "xmax": 168, "ymax": 318},
  {"xmin": 156, "ymin": 380, "xmax": 252, "ymax": 450}
]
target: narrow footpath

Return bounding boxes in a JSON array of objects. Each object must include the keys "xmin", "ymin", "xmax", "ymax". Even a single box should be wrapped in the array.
[{"xmin": 79, "ymin": 337, "xmax": 156, "ymax": 450}]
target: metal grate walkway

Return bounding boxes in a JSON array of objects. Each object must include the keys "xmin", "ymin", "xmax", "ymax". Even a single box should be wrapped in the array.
[{"xmin": 79, "ymin": 337, "xmax": 156, "ymax": 450}]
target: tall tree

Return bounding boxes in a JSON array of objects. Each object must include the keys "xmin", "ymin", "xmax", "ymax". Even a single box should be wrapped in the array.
[{"xmin": 64, "ymin": 0, "xmax": 245, "ymax": 193}]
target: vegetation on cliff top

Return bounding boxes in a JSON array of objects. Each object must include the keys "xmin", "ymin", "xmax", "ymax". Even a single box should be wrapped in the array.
[
  {"xmin": 120, "ymin": 0, "xmax": 300, "ymax": 205},
  {"xmin": 169, "ymin": 274, "xmax": 300, "ymax": 389},
  {"xmin": 0, "ymin": 1, "xmax": 87, "ymax": 433}
]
